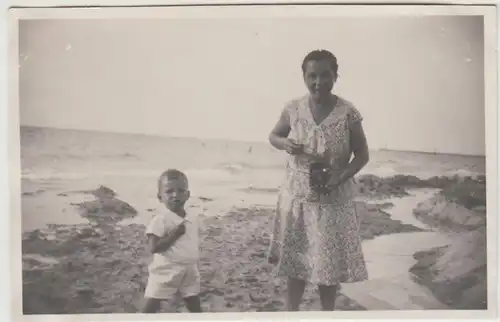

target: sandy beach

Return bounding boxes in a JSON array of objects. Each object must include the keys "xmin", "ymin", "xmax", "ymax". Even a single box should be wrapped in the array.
[
  {"xmin": 21, "ymin": 186, "xmax": 416, "ymax": 313},
  {"xmin": 21, "ymin": 172, "xmax": 487, "ymax": 314}
]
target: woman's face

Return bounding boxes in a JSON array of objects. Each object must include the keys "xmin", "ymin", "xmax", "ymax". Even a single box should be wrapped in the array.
[{"xmin": 303, "ymin": 59, "xmax": 337, "ymax": 101}]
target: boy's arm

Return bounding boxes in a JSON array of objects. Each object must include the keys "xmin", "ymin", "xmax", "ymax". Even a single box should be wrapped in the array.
[{"xmin": 148, "ymin": 223, "xmax": 186, "ymax": 254}]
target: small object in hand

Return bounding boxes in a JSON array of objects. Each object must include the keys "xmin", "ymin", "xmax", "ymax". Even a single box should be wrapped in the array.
[
  {"xmin": 309, "ymin": 162, "xmax": 331, "ymax": 195},
  {"xmin": 285, "ymin": 139, "xmax": 303, "ymax": 155},
  {"xmin": 177, "ymin": 223, "xmax": 186, "ymax": 235}
]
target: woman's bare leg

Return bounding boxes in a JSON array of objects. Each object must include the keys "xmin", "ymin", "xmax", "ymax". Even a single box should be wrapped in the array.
[
  {"xmin": 318, "ymin": 283, "xmax": 339, "ymax": 311},
  {"xmin": 287, "ymin": 277, "xmax": 306, "ymax": 311},
  {"xmin": 140, "ymin": 297, "xmax": 162, "ymax": 313},
  {"xmin": 183, "ymin": 295, "xmax": 202, "ymax": 312}
]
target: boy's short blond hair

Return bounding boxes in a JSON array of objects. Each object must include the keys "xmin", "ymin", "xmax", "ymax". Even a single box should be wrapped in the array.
[{"xmin": 157, "ymin": 169, "xmax": 189, "ymax": 191}]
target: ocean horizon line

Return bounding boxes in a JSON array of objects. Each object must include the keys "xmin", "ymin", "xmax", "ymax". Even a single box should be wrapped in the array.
[
  {"xmin": 20, "ymin": 124, "xmax": 270, "ymax": 146},
  {"xmin": 20, "ymin": 125, "xmax": 486, "ymax": 159}
]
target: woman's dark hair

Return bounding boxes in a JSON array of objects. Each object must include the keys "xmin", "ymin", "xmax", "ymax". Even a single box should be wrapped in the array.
[{"xmin": 301, "ymin": 50, "xmax": 339, "ymax": 76}]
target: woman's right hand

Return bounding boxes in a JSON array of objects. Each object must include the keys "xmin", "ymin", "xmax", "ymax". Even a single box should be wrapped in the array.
[{"xmin": 282, "ymin": 139, "xmax": 303, "ymax": 155}]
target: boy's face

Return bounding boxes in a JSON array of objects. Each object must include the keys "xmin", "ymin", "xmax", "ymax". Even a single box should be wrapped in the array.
[{"xmin": 158, "ymin": 177, "xmax": 190, "ymax": 212}]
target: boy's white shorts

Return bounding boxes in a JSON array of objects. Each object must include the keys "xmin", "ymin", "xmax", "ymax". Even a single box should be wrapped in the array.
[{"xmin": 145, "ymin": 263, "xmax": 200, "ymax": 299}]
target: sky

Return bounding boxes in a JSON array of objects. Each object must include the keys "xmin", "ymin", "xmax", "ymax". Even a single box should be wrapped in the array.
[{"xmin": 19, "ymin": 15, "xmax": 485, "ymax": 155}]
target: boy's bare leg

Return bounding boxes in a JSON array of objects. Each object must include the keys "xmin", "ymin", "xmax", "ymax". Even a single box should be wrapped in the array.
[
  {"xmin": 318, "ymin": 283, "xmax": 339, "ymax": 311},
  {"xmin": 287, "ymin": 277, "xmax": 306, "ymax": 311},
  {"xmin": 141, "ymin": 297, "xmax": 162, "ymax": 313},
  {"xmin": 184, "ymin": 295, "xmax": 202, "ymax": 312}
]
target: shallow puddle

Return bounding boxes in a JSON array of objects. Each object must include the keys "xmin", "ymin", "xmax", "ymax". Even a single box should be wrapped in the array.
[{"xmin": 344, "ymin": 189, "xmax": 453, "ymax": 310}]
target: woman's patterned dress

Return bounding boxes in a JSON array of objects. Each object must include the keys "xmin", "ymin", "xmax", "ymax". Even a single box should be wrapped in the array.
[{"xmin": 269, "ymin": 95, "xmax": 369, "ymax": 286}]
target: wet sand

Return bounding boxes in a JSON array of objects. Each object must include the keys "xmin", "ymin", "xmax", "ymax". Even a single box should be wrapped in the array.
[{"xmin": 22, "ymin": 205, "xmax": 423, "ymax": 313}]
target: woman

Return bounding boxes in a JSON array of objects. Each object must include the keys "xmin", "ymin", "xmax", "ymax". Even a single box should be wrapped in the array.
[{"xmin": 267, "ymin": 49, "xmax": 370, "ymax": 311}]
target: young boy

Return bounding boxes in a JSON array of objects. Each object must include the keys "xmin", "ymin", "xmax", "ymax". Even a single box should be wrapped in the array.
[{"xmin": 141, "ymin": 169, "xmax": 202, "ymax": 313}]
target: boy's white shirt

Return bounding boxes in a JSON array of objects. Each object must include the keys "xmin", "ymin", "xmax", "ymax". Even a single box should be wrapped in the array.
[{"xmin": 146, "ymin": 209, "xmax": 201, "ymax": 272}]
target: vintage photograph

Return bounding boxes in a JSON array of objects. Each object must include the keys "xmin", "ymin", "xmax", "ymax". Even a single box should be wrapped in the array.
[{"xmin": 11, "ymin": 5, "xmax": 496, "ymax": 317}]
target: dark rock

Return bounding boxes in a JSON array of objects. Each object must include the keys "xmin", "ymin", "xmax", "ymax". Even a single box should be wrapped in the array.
[
  {"xmin": 24, "ymin": 229, "xmax": 44, "ymax": 241},
  {"xmin": 92, "ymin": 186, "xmax": 117, "ymax": 199},
  {"xmin": 439, "ymin": 181, "xmax": 486, "ymax": 210},
  {"xmin": 251, "ymin": 252, "xmax": 266, "ymax": 259},
  {"xmin": 76, "ymin": 288, "xmax": 93, "ymax": 300},
  {"xmin": 356, "ymin": 174, "xmax": 410, "ymax": 198},
  {"xmin": 390, "ymin": 174, "xmax": 425, "ymax": 187},
  {"xmin": 78, "ymin": 199, "xmax": 137, "ymax": 223},
  {"xmin": 249, "ymin": 292, "xmax": 267, "ymax": 303},
  {"xmin": 356, "ymin": 201, "xmax": 423, "ymax": 240},
  {"xmin": 77, "ymin": 227, "xmax": 99, "ymax": 239},
  {"xmin": 413, "ymin": 177, "xmax": 486, "ymax": 232},
  {"xmin": 22, "ymin": 189, "xmax": 45, "ymax": 197},
  {"xmin": 244, "ymin": 276, "xmax": 258, "ymax": 283},
  {"xmin": 472, "ymin": 205, "xmax": 486, "ymax": 215}
]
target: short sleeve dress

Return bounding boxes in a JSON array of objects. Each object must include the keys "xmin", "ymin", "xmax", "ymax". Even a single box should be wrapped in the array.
[{"xmin": 268, "ymin": 95, "xmax": 368, "ymax": 286}]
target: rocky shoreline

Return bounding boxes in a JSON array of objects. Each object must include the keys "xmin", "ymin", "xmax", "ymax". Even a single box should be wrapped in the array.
[
  {"xmin": 355, "ymin": 173, "xmax": 487, "ymax": 310},
  {"xmin": 409, "ymin": 178, "xmax": 487, "ymax": 310}
]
